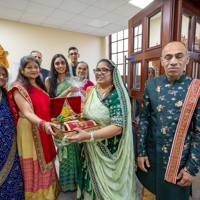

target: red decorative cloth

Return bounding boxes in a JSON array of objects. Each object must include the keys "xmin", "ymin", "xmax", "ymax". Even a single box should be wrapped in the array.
[
  {"xmin": 8, "ymin": 82, "xmax": 56, "ymax": 168},
  {"xmin": 49, "ymin": 96, "xmax": 81, "ymax": 119},
  {"xmin": 64, "ymin": 120, "xmax": 97, "ymax": 131}
]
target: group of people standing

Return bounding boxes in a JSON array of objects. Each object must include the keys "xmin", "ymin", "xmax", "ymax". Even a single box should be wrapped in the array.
[
  {"xmin": 0, "ymin": 46, "xmax": 138, "ymax": 200},
  {"xmin": 1, "ymin": 41, "xmax": 200, "ymax": 200}
]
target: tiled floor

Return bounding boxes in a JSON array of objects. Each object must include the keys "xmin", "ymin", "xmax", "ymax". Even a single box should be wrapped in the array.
[
  {"xmin": 55, "ymin": 154, "xmax": 200, "ymax": 200},
  {"xmin": 57, "ymin": 170, "xmax": 200, "ymax": 200},
  {"xmin": 57, "ymin": 166, "xmax": 143, "ymax": 200}
]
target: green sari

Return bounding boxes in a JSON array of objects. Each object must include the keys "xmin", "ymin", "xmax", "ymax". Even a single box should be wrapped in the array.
[
  {"xmin": 77, "ymin": 60, "xmax": 138, "ymax": 200},
  {"xmin": 53, "ymin": 78, "xmax": 81, "ymax": 192}
]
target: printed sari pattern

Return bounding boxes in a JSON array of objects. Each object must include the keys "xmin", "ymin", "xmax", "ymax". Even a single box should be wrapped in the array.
[{"xmin": 0, "ymin": 91, "xmax": 24, "ymax": 200}]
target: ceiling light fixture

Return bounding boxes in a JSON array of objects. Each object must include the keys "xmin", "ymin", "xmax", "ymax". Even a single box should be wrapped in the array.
[
  {"xmin": 88, "ymin": 19, "xmax": 109, "ymax": 28},
  {"xmin": 129, "ymin": 0, "xmax": 154, "ymax": 9}
]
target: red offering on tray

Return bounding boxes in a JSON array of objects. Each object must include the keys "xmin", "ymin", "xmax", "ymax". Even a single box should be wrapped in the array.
[{"xmin": 49, "ymin": 96, "xmax": 100, "ymax": 138}]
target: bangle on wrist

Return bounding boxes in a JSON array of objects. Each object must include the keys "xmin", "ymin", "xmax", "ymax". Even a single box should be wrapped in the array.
[
  {"xmin": 38, "ymin": 120, "xmax": 46, "ymax": 131},
  {"xmin": 90, "ymin": 131, "xmax": 94, "ymax": 141}
]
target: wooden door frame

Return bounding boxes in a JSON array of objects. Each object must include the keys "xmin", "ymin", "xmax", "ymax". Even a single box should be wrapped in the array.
[{"xmin": 128, "ymin": 0, "xmax": 174, "ymax": 103}]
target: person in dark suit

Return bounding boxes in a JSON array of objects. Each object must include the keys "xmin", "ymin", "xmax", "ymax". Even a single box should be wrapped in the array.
[{"xmin": 30, "ymin": 50, "xmax": 49, "ymax": 82}]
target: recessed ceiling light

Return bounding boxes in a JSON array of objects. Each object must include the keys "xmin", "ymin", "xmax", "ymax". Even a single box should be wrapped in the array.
[
  {"xmin": 129, "ymin": 0, "xmax": 154, "ymax": 9},
  {"xmin": 88, "ymin": 19, "xmax": 109, "ymax": 28}
]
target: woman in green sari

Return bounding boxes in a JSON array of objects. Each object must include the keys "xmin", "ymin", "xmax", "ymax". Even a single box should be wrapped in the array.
[
  {"xmin": 66, "ymin": 59, "xmax": 139, "ymax": 200},
  {"xmin": 45, "ymin": 54, "xmax": 80, "ymax": 192}
]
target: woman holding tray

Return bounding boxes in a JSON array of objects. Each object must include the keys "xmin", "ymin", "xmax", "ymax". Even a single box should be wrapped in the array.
[
  {"xmin": 0, "ymin": 64, "xmax": 24, "ymax": 199},
  {"xmin": 66, "ymin": 59, "xmax": 139, "ymax": 200},
  {"xmin": 45, "ymin": 54, "xmax": 81, "ymax": 192},
  {"xmin": 8, "ymin": 55, "xmax": 60, "ymax": 199}
]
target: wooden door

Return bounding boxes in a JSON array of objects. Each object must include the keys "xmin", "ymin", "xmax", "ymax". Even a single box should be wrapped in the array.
[
  {"xmin": 128, "ymin": 0, "xmax": 174, "ymax": 155},
  {"xmin": 173, "ymin": 0, "xmax": 200, "ymax": 77}
]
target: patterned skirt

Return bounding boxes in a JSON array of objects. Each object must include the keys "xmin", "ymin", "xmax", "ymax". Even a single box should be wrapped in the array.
[
  {"xmin": 54, "ymin": 137, "xmax": 81, "ymax": 192},
  {"xmin": 17, "ymin": 118, "xmax": 60, "ymax": 200}
]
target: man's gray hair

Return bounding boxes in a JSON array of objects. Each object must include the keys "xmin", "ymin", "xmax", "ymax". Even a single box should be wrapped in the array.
[
  {"xmin": 30, "ymin": 50, "xmax": 42, "ymax": 58},
  {"xmin": 161, "ymin": 41, "xmax": 188, "ymax": 58}
]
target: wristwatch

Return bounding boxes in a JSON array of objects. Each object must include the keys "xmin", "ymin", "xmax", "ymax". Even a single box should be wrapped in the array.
[{"xmin": 90, "ymin": 131, "xmax": 94, "ymax": 141}]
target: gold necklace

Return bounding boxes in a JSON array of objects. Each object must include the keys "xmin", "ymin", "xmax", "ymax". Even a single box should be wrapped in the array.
[{"xmin": 98, "ymin": 85, "xmax": 113, "ymax": 97}]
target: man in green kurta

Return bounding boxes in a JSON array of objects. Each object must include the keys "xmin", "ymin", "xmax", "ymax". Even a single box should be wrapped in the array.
[{"xmin": 137, "ymin": 41, "xmax": 200, "ymax": 200}]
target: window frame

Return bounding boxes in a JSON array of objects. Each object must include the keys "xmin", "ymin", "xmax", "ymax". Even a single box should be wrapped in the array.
[{"xmin": 109, "ymin": 29, "xmax": 129, "ymax": 77}]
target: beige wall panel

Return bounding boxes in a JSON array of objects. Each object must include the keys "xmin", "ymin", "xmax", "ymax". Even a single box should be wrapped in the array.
[{"xmin": 0, "ymin": 19, "xmax": 107, "ymax": 83}]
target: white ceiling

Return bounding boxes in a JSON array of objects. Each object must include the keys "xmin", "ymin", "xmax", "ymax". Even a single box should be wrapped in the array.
[{"xmin": 0, "ymin": 0, "xmax": 141, "ymax": 37}]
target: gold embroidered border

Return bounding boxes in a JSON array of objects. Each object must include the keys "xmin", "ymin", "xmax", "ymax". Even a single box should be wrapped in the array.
[
  {"xmin": 165, "ymin": 79, "xmax": 200, "ymax": 183},
  {"xmin": 24, "ymin": 179, "xmax": 61, "ymax": 200},
  {"xmin": 84, "ymin": 143, "xmax": 104, "ymax": 200},
  {"xmin": 9, "ymin": 82, "xmax": 34, "ymax": 110},
  {"xmin": 10, "ymin": 82, "xmax": 55, "ymax": 173},
  {"xmin": 0, "ymin": 135, "xmax": 16, "ymax": 186},
  {"xmin": 32, "ymin": 125, "xmax": 56, "ymax": 173}
]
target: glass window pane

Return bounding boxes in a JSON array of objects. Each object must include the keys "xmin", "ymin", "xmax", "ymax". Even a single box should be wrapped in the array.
[
  {"xmin": 133, "ymin": 62, "xmax": 141, "ymax": 88},
  {"xmin": 181, "ymin": 14, "xmax": 190, "ymax": 47},
  {"xmin": 118, "ymin": 40, "xmax": 123, "ymax": 52},
  {"xmin": 138, "ymin": 35, "xmax": 142, "ymax": 48},
  {"xmin": 134, "ymin": 26, "xmax": 138, "ymax": 35},
  {"xmin": 126, "ymin": 63, "xmax": 128, "ymax": 76},
  {"xmin": 118, "ymin": 64, "xmax": 123, "ymax": 75},
  {"xmin": 132, "ymin": 98, "xmax": 140, "ymax": 123},
  {"xmin": 124, "ymin": 39, "xmax": 128, "ymax": 51},
  {"xmin": 133, "ymin": 23, "xmax": 142, "ymax": 52},
  {"xmin": 112, "ymin": 33, "xmax": 117, "ymax": 42},
  {"xmin": 118, "ymin": 52, "xmax": 123, "ymax": 64},
  {"xmin": 149, "ymin": 12, "xmax": 161, "ymax": 47},
  {"xmin": 118, "ymin": 31, "xmax": 123, "ymax": 40},
  {"xmin": 139, "ymin": 24, "xmax": 142, "ymax": 34},
  {"xmin": 195, "ymin": 19, "xmax": 200, "ymax": 51},
  {"xmin": 124, "ymin": 51, "xmax": 128, "ymax": 58},
  {"xmin": 112, "ymin": 54, "xmax": 117, "ymax": 64},
  {"xmin": 112, "ymin": 42, "xmax": 117, "ymax": 53},
  {"xmin": 148, "ymin": 60, "xmax": 159, "ymax": 79},
  {"xmin": 124, "ymin": 29, "xmax": 128, "ymax": 38},
  {"xmin": 134, "ymin": 37, "xmax": 138, "ymax": 51}
]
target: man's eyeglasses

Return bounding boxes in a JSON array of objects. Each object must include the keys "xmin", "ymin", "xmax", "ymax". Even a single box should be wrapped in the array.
[
  {"xmin": 69, "ymin": 53, "xmax": 78, "ymax": 56},
  {"xmin": 54, "ymin": 61, "xmax": 66, "ymax": 66},
  {"xmin": 93, "ymin": 68, "xmax": 111, "ymax": 74}
]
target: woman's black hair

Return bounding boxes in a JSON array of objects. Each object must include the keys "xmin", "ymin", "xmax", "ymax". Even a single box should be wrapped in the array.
[
  {"xmin": 96, "ymin": 59, "xmax": 115, "ymax": 102},
  {"xmin": 16, "ymin": 55, "xmax": 46, "ymax": 93},
  {"xmin": 77, "ymin": 61, "xmax": 89, "ymax": 79},
  {"xmin": 149, "ymin": 67, "xmax": 155, "ymax": 78},
  {"xmin": 0, "ymin": 63, "xmax": 8, "ymax": 99},
  {"xmin": 49, "ymin": 54, "xmax": 69, "ymax": 98}
]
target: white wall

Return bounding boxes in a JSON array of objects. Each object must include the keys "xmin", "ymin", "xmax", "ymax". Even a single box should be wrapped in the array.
[{"xmin": 0, "ymin": 19, "xmax": 107, "ymax": 83}]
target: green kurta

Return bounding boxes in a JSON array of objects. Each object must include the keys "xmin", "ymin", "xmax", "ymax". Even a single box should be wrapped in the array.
[
  {"xmin": 77, "ymin": 89, "xmax": 123, "ymax": 199},
  {"xmin": 137, "ymin": 74, "xmax": 200, "ymax": 200}
]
